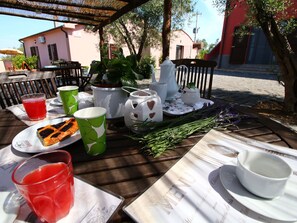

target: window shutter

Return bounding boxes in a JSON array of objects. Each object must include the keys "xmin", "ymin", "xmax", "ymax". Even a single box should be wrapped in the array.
[
  {"xmin": 48, "ymin": 45, "xmax": 52, "ymax": 61},
  {"xmin": 52, "ymin": 44, "xmax": 58, "ymax": 61}
]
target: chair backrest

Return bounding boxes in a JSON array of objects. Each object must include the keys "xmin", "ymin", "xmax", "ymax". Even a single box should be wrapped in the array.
[
  {"xmin": 54, "ymin": 61, "xmax": 91, "ymax": 91},
  {"xmin": 0, "ymin": 77, "xmax": 57, "ymax": 109},
  {"xmin": 172, "ymin": 59, "xmax": 217, "ymax": 99}
]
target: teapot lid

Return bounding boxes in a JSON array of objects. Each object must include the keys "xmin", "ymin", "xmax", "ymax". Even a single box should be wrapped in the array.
[{"xmin": 160, "ymin": 57, "xmax": 174, "ymax": 67}]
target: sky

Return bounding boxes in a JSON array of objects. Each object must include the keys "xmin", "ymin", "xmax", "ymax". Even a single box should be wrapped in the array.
[
  {"xmin": 184, "ymin": 0, "xmax": 224, "ymax": 44},
  {"xmin": 0, "ymin": 0, "xmax": 224, "ymax": 54}
]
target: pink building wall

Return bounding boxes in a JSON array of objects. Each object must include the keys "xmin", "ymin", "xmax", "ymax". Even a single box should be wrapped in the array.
[
  {"xmin": 169, "ymin": 30, "xmax": 197, "ymax": 59},
  {"xmin": 146, "ymin": 30, "xmax": 197, "ymax": 67},
  {"xmin": 21, "ymin": 23, "xmax": 100, "ymax": 68},
  {"xmin": 21, "ymin": 24, "xmax": 196, "ymax": 69},
  {"xmin": 66, "ymin": 24, "xmax": 100, "ymax": 65}
]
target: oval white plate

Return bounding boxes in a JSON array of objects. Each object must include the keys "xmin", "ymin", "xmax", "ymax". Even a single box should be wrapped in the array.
[
  {"xmin": 220, "ymin": 165, "xmax": 297, "ymax": 222},
  {"xmin": 163, "ymin": 93, "xmax": 214, "ymax": 116},
  {"xmin": 12, "ymin": 117, "xmax": 81, "ymax": 153}
]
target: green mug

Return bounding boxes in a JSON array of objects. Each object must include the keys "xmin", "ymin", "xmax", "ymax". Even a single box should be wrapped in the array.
[
  {"xmin": 58, "ymin": 86, "xmax": 79, "ymax": 115},
  {"xmin": 74, "ymin": 107, "xmax": 107, "ymax": 156}
]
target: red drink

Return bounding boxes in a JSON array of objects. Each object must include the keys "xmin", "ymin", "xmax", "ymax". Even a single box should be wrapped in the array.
[
  {"xmin": 22, "ymin": 93, "xmax": 46, "ymax": 120},
  {"xmin": 12, "ymin": 151, "xmax": 74, "ymax": 223}
]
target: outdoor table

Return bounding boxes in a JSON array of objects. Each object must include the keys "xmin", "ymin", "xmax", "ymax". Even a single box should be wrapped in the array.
[
  {"xmin": 0, "ymin": 70, "xmax": 54, "ymax": 81},
  {"xmin": 0, "ymin": 100, "xmax": 297, "ymax": 222},
  {"xmin": 40, "ymin": 62, "xmax": 90, "ymax": 91}
]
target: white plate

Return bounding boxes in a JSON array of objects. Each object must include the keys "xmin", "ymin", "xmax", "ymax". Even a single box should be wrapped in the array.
[
  {"xmin": 220, "ymin": 165, "xmax": 297, "ymax": 222},
  {"xmin": 12, "ymin": 118, "xmax": 81, "ymax": 153},
  {"xmin": 163, "ymin": 96, "xmax": 214, "ymax": 116},
  {"xmin": 50, "ymin": 97, "xmax": 63, "ymax": 106},
  {"xmin": 0, "ymin": 192, "xmax": 19, "ymax": 223}
]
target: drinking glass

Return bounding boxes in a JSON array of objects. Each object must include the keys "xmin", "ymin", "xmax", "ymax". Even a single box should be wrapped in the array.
[
  {"xmin": 12, "ymin": 150, "xmax": 74, "ymax": 223},
  {"xmin": 21, "ymin": 93, "xmax": 46, "ymax": 120}
]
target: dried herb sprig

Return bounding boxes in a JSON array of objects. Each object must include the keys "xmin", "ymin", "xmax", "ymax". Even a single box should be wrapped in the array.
[{"xmin": 130, "ymin": 105, "xmax": 244, "ymax": 157}]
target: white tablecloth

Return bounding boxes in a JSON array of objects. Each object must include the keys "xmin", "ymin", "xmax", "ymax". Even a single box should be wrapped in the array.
[{"xmin": 7, "ymin": 92, "xmax": 94, "ymax": 126}]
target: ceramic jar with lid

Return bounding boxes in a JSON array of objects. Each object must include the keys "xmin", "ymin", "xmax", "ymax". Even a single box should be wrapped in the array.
[{"xmin": 181, "ymin": 87, "xmax": 200, "ymax": 105}]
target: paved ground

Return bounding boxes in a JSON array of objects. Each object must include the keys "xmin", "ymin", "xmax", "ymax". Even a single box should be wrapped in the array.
[
  {"xmin": 211, "ymin": 70, "xmax": 284, "ymax": 107},
  {"xmin": 138, "ymin": 69, "xmax": 297, "ymax": 132},
  {"xmin": 139, "ymin": 69, "xmax": 284, "ymax": 107}
]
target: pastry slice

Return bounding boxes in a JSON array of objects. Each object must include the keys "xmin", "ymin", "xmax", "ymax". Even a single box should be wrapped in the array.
[{"xmin": 37, "ymin": 118, "xmax": 79, "ymax": 146}]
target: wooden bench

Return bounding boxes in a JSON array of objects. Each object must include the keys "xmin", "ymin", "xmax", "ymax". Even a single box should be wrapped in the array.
[{"xmin": 0, "ymin": 74, "xmax": 57, "ymax": 109}]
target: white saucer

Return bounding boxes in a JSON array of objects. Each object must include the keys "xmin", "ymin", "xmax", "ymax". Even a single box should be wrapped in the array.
[
  {"xmin": 219, "ymin": 165, "xmax": 297, "ymax": 222},
  {"xmin": 0, "ymin": 192, "xmax": 19, "ymax": 223},
  {"xmin": 50, "ymin": 97, "xmax": 63, "ymax": 106}
]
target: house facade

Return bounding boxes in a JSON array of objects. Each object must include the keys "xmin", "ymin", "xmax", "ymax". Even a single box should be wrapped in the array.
[
  {"xmin": 20, "ymin": 23, "xmax": 100, "ymax": 69},
  {"xmin": 149, "ymin": 30, "xmax": 199, "ymax": 66},
  {"xmin": 208, "ymin": 1, "xmax": 297, "ymax": 71},
  {"xmin": 20, "ymin": 24, "xmax": 199, "ymax": 69}
]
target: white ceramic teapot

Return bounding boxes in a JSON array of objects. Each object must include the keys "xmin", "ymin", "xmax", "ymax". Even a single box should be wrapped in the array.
[{"xmin": 158, "ymin": 58, "xmax": 188, "ymax": 100}]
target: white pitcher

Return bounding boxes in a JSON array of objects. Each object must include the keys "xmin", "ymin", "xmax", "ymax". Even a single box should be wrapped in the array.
[{"xmin": 159, "ymin": 58, "xmax": 188, "ymax": 100}]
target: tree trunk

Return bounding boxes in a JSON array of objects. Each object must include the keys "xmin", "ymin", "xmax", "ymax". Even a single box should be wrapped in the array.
[
  {"xmin": 162, "ymin": 0, "xmax": 172, "ymax": 62},
  {"xmin": 99, "ymin": 27, "xmax": 104, "ymax": 61},
  {"xmin": 119, "ymin": 20, "xmax": 137, "ymax": 55},
  {"xmin": 254, "ymin": 2, "xmax": 297, "ymax": 112},
  {"xmin": 115, "ymin": 22, "xmax": 134, "ymax": 55},
  {"xmin": 137, "ymin": 20, "xmax": 148, "ymax": 61}
]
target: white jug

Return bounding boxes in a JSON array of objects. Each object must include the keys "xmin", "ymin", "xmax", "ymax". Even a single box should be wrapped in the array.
[{"xmin": 159, "ymin": 58, "xmax": 188, "ymax": 100}]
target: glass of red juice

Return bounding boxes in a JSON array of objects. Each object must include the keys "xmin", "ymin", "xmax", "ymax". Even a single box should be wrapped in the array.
[
  {"xmin": 21, "ymin": 93, "xmax": 46, "ymax": 120},
  {"xmin": 12, "ymin": 150, "xmax": 74, "ymax": 223}
]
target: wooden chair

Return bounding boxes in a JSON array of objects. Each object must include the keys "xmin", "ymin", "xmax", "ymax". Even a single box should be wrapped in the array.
[
  {"xmin": 172, "ymin": 59, "xmax": 217, "ymax": 99},
  {"xmin": 55, "ymin": 61, "xmax": 92, "ymax": 91},
  {"xmin": 0, "ymin": 77, "xmax": 57, "ymax": 109}
]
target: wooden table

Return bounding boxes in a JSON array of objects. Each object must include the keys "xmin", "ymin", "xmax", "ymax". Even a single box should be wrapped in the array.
[{"xmin": 1, "ymin": 105, "xmax": 297, "ymax": 222}]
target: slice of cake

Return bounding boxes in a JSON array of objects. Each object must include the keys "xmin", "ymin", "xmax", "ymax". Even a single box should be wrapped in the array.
[{"xmin": 37, "ymin": 118, "xmax": 79, "ymax": 146}]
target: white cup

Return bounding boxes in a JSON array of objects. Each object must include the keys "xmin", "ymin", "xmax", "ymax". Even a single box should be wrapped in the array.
[{"xmin": 149, "ymin": 82, "xmax": 167, "ymax": 104}]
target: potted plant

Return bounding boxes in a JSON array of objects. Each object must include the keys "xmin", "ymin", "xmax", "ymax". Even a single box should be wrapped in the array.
[{"xmin": 91, "ymin": 50, "xmax": 142, "ymax": 119}]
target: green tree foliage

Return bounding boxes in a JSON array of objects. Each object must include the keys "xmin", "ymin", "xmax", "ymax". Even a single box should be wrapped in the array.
[
  {"xmin": 104, "ymin": 0, "xmax": 195, "ymax": 61},
  {"xmin": 136, "ymin": 56, "xmax": 156, "ymax": 79},
  {"xmin": 214, "ymin": 0, "xmax": 297, "ymax": 112},
  {"xmin": 197, "ymin": 38, "xmax": 219, "ymax": 59}
]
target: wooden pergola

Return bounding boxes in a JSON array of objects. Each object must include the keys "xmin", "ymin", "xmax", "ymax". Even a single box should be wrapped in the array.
[{"xmin": 0, "ymin": 0, "xmax": 172, "ymax": 60}]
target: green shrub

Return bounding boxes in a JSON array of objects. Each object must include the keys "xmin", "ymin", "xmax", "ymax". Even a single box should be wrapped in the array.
[
  {"xmin": 12, "ymin": 55, "xmax": 38, "ymax": 69},
  {"xmin": 12, "ymin": 55, "xmax": 25, "ymax": 69},
  {"xmin": 136, "ymin": 56, "xmax": 156, "ymax": 79},
  {"xmin": 25, "ymin": 56, "xmax": 38, "ymax": 69}
]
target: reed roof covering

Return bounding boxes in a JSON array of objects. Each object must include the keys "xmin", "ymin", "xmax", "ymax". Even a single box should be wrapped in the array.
[{"xmin": 0, "ymin": 0, "xmax": 150, "ymax": 29}]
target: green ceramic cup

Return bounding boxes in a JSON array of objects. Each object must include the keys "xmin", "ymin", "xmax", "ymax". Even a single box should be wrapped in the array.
[
  {"xmin": 74, "ymin": 107, "xmax": 107, "ymax": 156},
  {"xmin": 58, "ymin": 86, "xmax": 79, "ymax": 115}
]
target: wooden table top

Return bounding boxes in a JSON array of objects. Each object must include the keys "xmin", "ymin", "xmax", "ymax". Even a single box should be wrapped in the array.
[{"xmin": 1, "ymin": 105, "xmax": 297, "ymax": 222}]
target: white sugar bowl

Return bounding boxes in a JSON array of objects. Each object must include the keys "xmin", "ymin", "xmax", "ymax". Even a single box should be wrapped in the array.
[
  {"xmin": 236, "ymin": 150, "xmax": 292, "ymax": 199},
  {"xmin": 181, "ymin": 87, "xmax": 200, "ymax": 105}
]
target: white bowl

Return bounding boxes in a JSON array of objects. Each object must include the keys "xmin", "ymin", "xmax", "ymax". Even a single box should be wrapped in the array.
[
  {"xmin": 181, "ymin": 87, "xmax": 200, "ymax": 105},
  {"xmin": 236, "ymin": 150, "xmax": 292, "ymax": 199}
]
